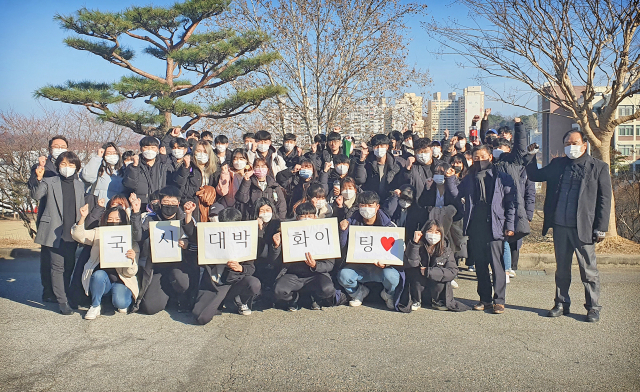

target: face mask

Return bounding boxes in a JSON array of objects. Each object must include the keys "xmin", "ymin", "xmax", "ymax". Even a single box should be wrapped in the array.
[
  {"xmin": 104, "ymin": 221, "xmax": 120, "ymax": 227},
  {"xmin": 565, "ymin": 144, "xmax": 584, "ymax": 160},
  {"xmin": 172, "ymin": 149, "xmax": 185, "ymax": 159},
  {"xmin": 195, "ymin": 152, "xmax": 209, "ymax": 164},
  {"xmin": 416, "ymin": 153, "xmax": 431, "ymax": 164},
  {"xmin": 425, "ymin": 233, "xmax": 441, "ymax": 245},
  {"xmin": 142, "ymin": 150, "xmax": 157, "ymax": 160},
  {"xmin": 124, "ymin": 161, "xmax": 132, "ymax": 167},
  {"xmin": 51, "ymin": 148, "xmax": 67, "ymax": 159},
  {"xmin": 216, "ymin": 145, "xmax": 227, "ymax": 153},
  {"xmin": 234, "ymin": 159, "xmax": 247, "ymax": 170},
  {"xmin": 492, "ymin": 149, "xmax": 504, "ymax": 159},
  {"xmin": 254, "ymin": 167, "xmax": 268, "ymax": 179},
  {"xmin": 398, "ymin": 199, "xmax": 411, "ymax": 209},
  {"xmin": 259, "ymin": 212, "xmax": 273, "ymax": 223},
  {"xmin": 104, "ymin": 155, "xmax": 119, "ymax": 165},
  {"xmin": 466, "ymin": 159, "xmax": 473, "ymax": 167},
  {"xmin": 433, "ymin": 174, "xmax": 445, "ymax": 184},
  {"xmin": 432, "ymin": 147, "xmax": 442, "ymax": 157},
  {"xmin": 245, "ymin": 142, "xmax": 253, "ymax": 151},
  {"xmin": 456, "ymin": 140, "xmax": 466, "ymax": 149},
  {"xmin": 256, "ymin": 143, "xmax": 269, "ymax": 153},
  {"xmin": 335, "ymin": 165, "xmax": 349, "ymax": 175},
  {"xmin": 161, "ymin": 205, "xmax": 179, "ymax": 219},
  {"xmin": 478, "ymin": 159, "xmax": 491, "ymax": 170},
  {"xmin": 59, "ymin": 166, "xmax": 76, "ymax": 178},
  {"xmin": 299, "ymin": 169, "xmax": 313, "ymax": 179},
  {"xmin": 188, "ymin": 139, "xmax": 197, "ymax": 148},
  {"xmin": 315, "ymin": 199, "xmax": 327, "ymax": 210},
  {"xmin": 403, "ymin": 139, "xmax": 413, "ymax": 148},
  {"xmin": 374, "ymin": 148, "xmax": 387, "ymax": 158},
  {"xmin": 359, "ymin": 206, "xmax": 377, "ymax": 219},
  {"xmin": 453, "ymin": 166, "xmax": 462, "ymax": 174},
  {"xmin": 342, "ymin": 189, "xmax": 356, "ymax": 200},
  {"xmin": 284, "ymin": 143, "xmax": 295, "ymax": 152}
]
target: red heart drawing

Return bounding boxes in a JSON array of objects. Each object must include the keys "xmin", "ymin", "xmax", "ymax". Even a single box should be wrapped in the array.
[{"xmin": 380, "ymin": 237, "xmax": 395, "ymax": 251}]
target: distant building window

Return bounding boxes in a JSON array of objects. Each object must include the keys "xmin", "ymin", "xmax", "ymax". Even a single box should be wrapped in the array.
[
  {"xmin": 618, "ymin": 105, "xmax": 634, "ymax": 117},
  {"xmin": 618, "ymin": 145, "xmax": 633, "ymax": 157},
  {"xmin": 637, "ymin": 125, "xmax": 640, "ymax": 135},
  {"xmin": 618, "ymin": 125, "xmax": 634, "ymax": 136}
]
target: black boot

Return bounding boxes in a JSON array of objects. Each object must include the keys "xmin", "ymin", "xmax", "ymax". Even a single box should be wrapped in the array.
[{"xmin": 547, "ymin": 303, "xmax": 569, "ymax": 317}]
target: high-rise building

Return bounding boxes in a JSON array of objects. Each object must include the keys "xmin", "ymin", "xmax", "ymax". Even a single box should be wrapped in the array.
[{"xmin": 426, "ymin": 87, "xmax": 485, "ymax": 140}]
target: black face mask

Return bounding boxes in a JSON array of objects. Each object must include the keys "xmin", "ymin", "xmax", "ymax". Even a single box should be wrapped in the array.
[
  {"xmin": 453, "ymin": 166, "xmax": 462, "ymax": 174},
  {"xmin": 188, "ymin": 139, "xmax": 198, "ymax": 149},
  {"xmin": 161, "ymin": 205, "xmax": 179, "ymax": 219}
]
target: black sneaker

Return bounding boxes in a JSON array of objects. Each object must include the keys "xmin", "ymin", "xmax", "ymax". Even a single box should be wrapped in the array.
[
  {"xmin": 59, "ymin": 302, "xmax": 74, "ymax": 315},
  {"xmin": 287, "ymin": 293, "xmax": 299, "ymax": 312},
  {"xmin": 310, "ymin": 296, "xmax": 321, "ymax": 311},
  {"xmin": 586, "ymin": 309, "xmax": 600, "ymax": 323}
]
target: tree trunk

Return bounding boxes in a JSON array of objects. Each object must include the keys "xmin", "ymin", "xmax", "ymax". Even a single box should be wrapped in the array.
[{"xmin": 590, "ymin": 132, "xmax": 618, "ymax": 237}]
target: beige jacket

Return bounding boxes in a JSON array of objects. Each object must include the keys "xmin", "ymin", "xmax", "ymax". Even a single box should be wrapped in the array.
[{"xmin": 71, "ymin": 224, "xmax": 139, "ymax": 300}]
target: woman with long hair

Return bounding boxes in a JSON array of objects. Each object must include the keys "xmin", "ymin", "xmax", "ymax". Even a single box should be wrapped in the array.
[{"xmin": 80, "ymin": 142, "xmax": 126, "ymax": 203}]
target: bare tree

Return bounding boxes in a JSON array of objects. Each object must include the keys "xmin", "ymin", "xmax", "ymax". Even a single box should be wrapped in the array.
[
  {"xmin": 426, "ymin": 0, "xmax": 640, "ymax": 236},
  {"xmin": 0, "ymin": 107, "xmax": 139, "ymax": 238},
  {"xmin": 224, "ymin": 0, "xmax": 430, "ymax": 138}
]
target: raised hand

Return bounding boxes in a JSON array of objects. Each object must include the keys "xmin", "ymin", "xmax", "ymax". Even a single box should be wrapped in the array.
[
  {"xmin": 35, "ymin": 165, "xmax": 45, "ymax": 181},
  {"xmin": 183, "ymin": 155, "xmax": 191, "ymax": 168},
  {"xmin": 339, "ymin": 219, "xmax": 349, "ymax": 231},
  {"xmin": 272, "ymin": 232, "xmax": 281, "ymax": 248},
  {"xmin": 426, "ymin": 178, "xmax": 434, "ymax": 190},
  {"xmin": 126, "ymin": 249, "xmax": 136, "ymax": 262},
  {"xmin": 79, "ymin": 203, "xmax": 89, "ymax": 218},
  {"xmin": 514, "ymin": 117, "xmax": 521, "ymax": 123},
  {"xmin": 360, "ymin": 142, "xmax": 369, "ymax": 161},
  {"xmin": 444, "ymin": 129, "xmax": 450, "ymax": 139},
  {"xmin": 445, "ymin": 167, "xmax": 456, "ymax": 177},
  {"xmin": 159, "ymin": 146, "xmax": 167, "ymax": 155},
  {"xmin": 406, "ymin": 156, "xmax": 415, "ymax": 170},
  {"xmin": 97, "ymin": 148, "xmax": 105, "ymax": 157},
  {"xmin": 335, "ymin": 195, "xmax": 344, "ymax": 208},
  {"xmin": 292, "ymin": 164, "xmax": 301, "ymax": 173},
  {"xmin": 178, "ymin": 239, "xmax": 188, "ymax": 249},
  {"xmin": 171, "ymin": 127, "xmax": 181, "ymax": 137},
  {"xmin": 183, "ymin": 201, "xmax": 196, "ymax": 215},
  {"xmin": 484, "ymin": 108, "xmax": 491, "ymax": 119},
  {"xmin": 393, "ymin": 189, "xmax": 401, "ymax": 197},
  {"xmin": 472, "ymin": 114, "xmax": 480, "ymax": 123},
  {"xmin": 244, "ymin": 170, "xmax": 254, "ymax": 181},
  {"xmin": 527, "ymin": 143, "xmax": 539, "ymax": 154},
  {"xmin": 129, "ymin": 193, "xmax": 141, "ymax": 213},
  {"xmin": 97, "ymin": 198, "xmax": 106, "ymax": 208},
  {"xmin": 413, "ymin": 230, "xmax": 423, "ymax": 243},
  {"xmin": 324, "ymin": 161, "xmax": 332, "ymax": 173},
  {"xmin": 311, "ymin": 143, "xmax": 318, "ymax": 154},
  {"xmin": 132, "ymin": 154, "xmax": 139, "ymax": 167}
]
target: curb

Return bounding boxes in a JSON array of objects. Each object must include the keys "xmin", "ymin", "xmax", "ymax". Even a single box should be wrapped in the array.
[{"xmin": 519, "ymin": 253, "xmax": 640, "ymax": 269}]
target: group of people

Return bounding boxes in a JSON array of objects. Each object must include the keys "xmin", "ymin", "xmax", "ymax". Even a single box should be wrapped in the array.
[{"xmin": 29, "ymin": 108, "xmax": 612, "ymax": 325}]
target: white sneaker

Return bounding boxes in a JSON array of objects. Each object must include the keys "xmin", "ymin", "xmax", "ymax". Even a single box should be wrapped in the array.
[
  {"xmin": 348, "ymin": 285, "xmax": 370, "ymax": 307},
  {"xmin": 508, "ymin": 269, "xmax": 516, "ymax": 278},
  {"xmin": 505, "ymin": 273, "xmax": 511, "ymax": 284},
  {"xmin": 238, "ymin": 303, "xmax": 252, "ymax": 316},
  {"xmin": 451, "ymin": 280, "xmax": 459, "ymax": 289},
  {"xmin": 411, "ymin": 301, "xmax": 421, "ymax": 311},
  {"xmin": 117, "ymin": 308, "xmax": 128, "ymax": 314},
  {"xmin": 85, "ymin": 305, "xmax": 101, "ymax": 320},
  {"xmin": 380, "ymin": 290, "xmax": 395, "ymax": 310}
]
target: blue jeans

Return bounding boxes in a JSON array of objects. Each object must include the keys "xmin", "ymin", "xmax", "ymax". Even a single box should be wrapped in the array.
[
  {"xmin": 338, "ymin": 264, "xmax": 400, "ymax": 296},
  {"xmin": 503, "ymin": 241, "xmax": 512, "ymax": 271},
  {"xmin": 89, "ymin": 270, "xmax": 132, "ymax": 310}
]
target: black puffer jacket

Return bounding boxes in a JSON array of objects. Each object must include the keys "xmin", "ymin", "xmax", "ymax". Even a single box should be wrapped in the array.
[{"xmin": 235, "ymin": 174, "xmax": 287, "ymax": 220}]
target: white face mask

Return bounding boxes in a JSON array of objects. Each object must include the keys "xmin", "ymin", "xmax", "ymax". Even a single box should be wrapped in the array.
[
  {"xmin": 315, "ymin": 199, "xmax": 327, "ymax": 209},
  {"xmin": 342, "ymin": 189, "xmax": 355, "ymax": 200},
  {"xmin": 432, "ymin": 147, "xmax": 442, "ymax": 157},
  {"xmin": 374, "ymin": 148, "xmax": 387, "ymax": 158},
  {"xmin": 59, "ymin": 166, "xmax": 76, "ymax": 178},
  {"xmin": 564, "ymin": 144, "xmax": 584, "ymax": 160},
  {"xmin": 398, "ymin": 199, "xmax": 411, "ymax": 209},
  {"xmin": 195, "ymin": 152, "xmax": 209, "ymax": 164},
  {"xmin": 51, "ymin": 148, "xmax": 67, "ymax": 159},
  {"xmin": 259, "ymin": 212, "xmax": 273, "ymax": 223},
  {"xmin": 403, "ymin": 139, "xmax": 413, "ymax": 148},
  {"xmin": 359, "ymin": 206, "xmax": 377, "ymax": 219},
  {"xmin": 335, "ymin": 165, "xmax": 349, "ymax": 175},
  {"xmin": 142, "ymin": 150, "xmax": 157, "ymax": 160},
  {"xmin": 492, "ymin": 149, "xmax": 504, "ymax": 159},
  {"xmin": 433, "ymin": 174, "xmax": 445, "ymax": 184},
  {"xmin": 466, "ymin": 159, "xmax": 473, "ymax": 167},
  {"xmin": 416, "ymin": 153, "xmax": 431, "ymax": 164},
  {"xmin": 456, "ymin": 140, "xmax": 466, "ymax": 149},
  {"xmin": 425, "ymin": 233, "xmax": 441, "ymax": 245},
  {"xmin": 284, "ymin": 143, "xmax": 295, "ymax": 152},
  {"xmin": 256, "ymin": 143, "xmax": 269, "ymax": 153},
  {"xmin": 172, "ymin": 149, "xmax": 185, "ymax": 159},
  {"xmin": 245, "ymin": 142, "xmax": 253, "ymax": 151},
  {"xmin": 216, "ymin": 144, "xmax": 227, "ymax": 153},
  {"xmin": 233, "ymin": 159, "xmax": 247, "ymax": 170},
  {"xmin": 104, "ymin": 155, "xmax": 119, "ymax": 165}
]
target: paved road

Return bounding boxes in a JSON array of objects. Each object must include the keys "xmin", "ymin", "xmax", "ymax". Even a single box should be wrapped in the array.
[{"xmin": 0, "ymin": 256, "xmax": 638, "ymax": 392}]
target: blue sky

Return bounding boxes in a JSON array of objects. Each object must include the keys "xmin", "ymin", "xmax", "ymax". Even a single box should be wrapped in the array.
[{"xmin": 0, "ymin": 0, "xmax": 531, "ymax": 118}]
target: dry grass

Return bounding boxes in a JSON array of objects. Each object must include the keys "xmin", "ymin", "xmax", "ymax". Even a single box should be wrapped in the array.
[{"xmin": 521, "ymin": 211, "xmax": 640, "ymax": 254}]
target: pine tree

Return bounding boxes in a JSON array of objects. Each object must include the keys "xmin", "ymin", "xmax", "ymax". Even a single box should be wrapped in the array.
[{"xmin": 35, "ymin": 0, "xmax": 285, "ymax": 136}]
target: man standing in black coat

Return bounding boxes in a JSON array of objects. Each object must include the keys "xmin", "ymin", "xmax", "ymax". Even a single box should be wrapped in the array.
[{"xmin": 526, "ymin": 130, "xmax": 612, "ymax": 322}]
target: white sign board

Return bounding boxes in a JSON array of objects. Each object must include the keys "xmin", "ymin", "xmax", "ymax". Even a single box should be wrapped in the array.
[
  {"xmin": 346, "ymin": 226, "xmax": 405, "ymax": 266},
  {"xmin": 198, "ymin": 221, "xmax": 258, "ymax": 265},
  {"xmin": 281, "ymin": 218, "xmax": 341, "ymax": 263},
  {"xmin": 149, "ymin": 220, "xmax": 182, "ymax": 263},
  {"xmin": 99, "ymin": 225, "xmax": 134, "ymax": 268}
]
